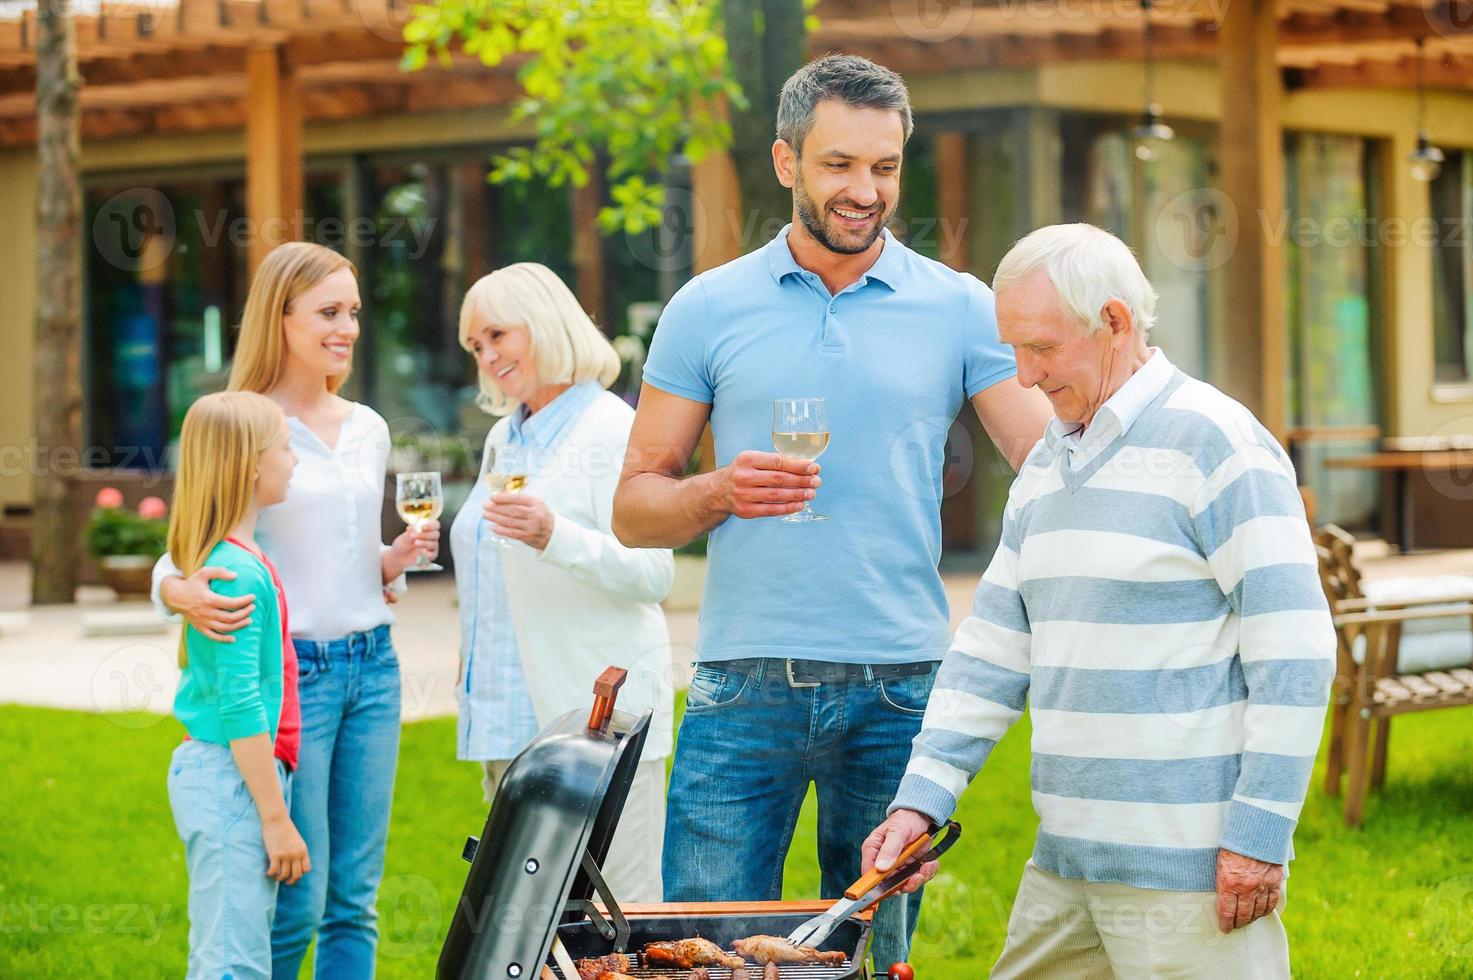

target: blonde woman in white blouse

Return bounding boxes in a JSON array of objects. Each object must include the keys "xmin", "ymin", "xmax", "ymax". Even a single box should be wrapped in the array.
[
  {"xmin": 452, "ymin": 263, "xmax": 675, "ymax": 902},
  {"xmin": 152, "ymin": 242, "xmax": 438, "ymax": 977}
]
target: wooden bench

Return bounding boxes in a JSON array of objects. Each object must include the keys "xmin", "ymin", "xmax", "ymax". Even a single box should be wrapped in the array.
[{"xmin": 1315, "ymin": 524, "xmax": 1473, "ymax": 826}]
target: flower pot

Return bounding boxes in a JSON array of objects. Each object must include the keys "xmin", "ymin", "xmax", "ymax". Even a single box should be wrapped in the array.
[{"xmin": 99, "ymin": 555, "xmax": 156, "ymax": 602}]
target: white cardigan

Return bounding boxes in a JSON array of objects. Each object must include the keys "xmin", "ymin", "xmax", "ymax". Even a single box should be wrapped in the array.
[{"xmin": 458, "ymin": 390, "xmax": 676, "ymax": 759}]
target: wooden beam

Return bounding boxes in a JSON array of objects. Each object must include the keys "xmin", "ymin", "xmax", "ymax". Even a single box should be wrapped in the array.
[
  {"xmin": 932, "ymin": 129, "xmax": 980, "ymax": 552},
  {"xmin": 934, "ymin": 131, "xmax": 971, "ymax": 272},
  {"xmin": 572, "ymin": 168, "xmax": 608, "ymax": 328},
  {"xmin": 690, "ymin": 148, "xmax": 744, "ymax": 273},
  {"xmin": 1219, "ymin": 0, "xmax": 1287, "ymax": 435},
  {"xmin": 245, "ymin": 44, "xmax": 302, "ymax": 272},
  {"xmin": 1288, "ymin": 53, "xmax": 1473, "ymax": 88}
]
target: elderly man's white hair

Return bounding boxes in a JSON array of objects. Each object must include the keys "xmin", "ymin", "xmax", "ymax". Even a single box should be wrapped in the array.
[{"xmin": 992, "ymin": 223, "xmax": 1158, "ymax": 336}]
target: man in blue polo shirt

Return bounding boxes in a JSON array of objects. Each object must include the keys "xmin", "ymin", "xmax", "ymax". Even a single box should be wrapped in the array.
[{"xmin": 613, "ymin": 55, "xmax": 1051, "ymax": 966}]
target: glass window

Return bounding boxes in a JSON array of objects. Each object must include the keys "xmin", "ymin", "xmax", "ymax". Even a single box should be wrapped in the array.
[
  {"xmin": 1431, "ymin": 150, "xmax": 1471, "ymax": 385},
  {"xmin": 1059, "ymin": 114, "xmax": 1214, "ymax": 380},
  {"xmin": 1284, "ymin": 132, "xmax": 1381, "ymax": 528},
  {"xmin": 85, "ymin": 177, "xmax": 253, "ymax": 469}
]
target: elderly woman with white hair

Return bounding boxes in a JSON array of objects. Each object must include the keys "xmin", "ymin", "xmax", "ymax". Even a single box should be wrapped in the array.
[{"xmin": 451, "ymin": 262, "xmax": 675, "ymax": 901}]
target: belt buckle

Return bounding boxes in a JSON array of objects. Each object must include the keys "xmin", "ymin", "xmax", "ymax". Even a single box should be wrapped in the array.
[{"xmin": 785, "ymin": 659, "xmax": 821, "ymax": 688}]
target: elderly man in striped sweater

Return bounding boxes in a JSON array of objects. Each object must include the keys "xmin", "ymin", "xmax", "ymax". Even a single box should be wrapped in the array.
[{"xmin": 863, "ymin": 223, "xmax": 1335, "ymax": 977}]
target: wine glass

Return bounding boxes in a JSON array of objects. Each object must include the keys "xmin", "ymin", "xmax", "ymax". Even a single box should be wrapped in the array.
[
  {"xmin": 772, "ymin": 397, "xmax": 829, "ymax": 524},
  {"xmin": 395, "ymin": 471, "xmax": 444, "ymax": 572},
  {"xmin": 480, "ymin": 443, "xmax": 530, "ymax": 548}
]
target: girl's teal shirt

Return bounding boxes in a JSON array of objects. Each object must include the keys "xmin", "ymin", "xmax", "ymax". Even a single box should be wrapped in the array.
[{"xmin": 171, "ymin": 540, "xmax": 284, "ymax": 745}]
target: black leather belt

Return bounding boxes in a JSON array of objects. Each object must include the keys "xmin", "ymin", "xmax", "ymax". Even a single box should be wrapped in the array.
[{"xmin": 705, "ymin": 658, "xmax": 938, "ymax": 688}]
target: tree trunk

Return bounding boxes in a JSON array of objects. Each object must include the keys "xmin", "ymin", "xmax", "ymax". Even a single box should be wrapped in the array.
[
  {"xmin": 31, "ymin": 0, "xmax": 83, "ymax": 605},
  {"xmin": 723, "ymin": 0, "xmax": 806, "ymax": 249}
]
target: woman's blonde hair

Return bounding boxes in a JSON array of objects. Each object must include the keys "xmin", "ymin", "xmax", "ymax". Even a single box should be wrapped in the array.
[
  {"xmin": 458, "ymin": 262, "xmax": 621, "ymax": 416},
  {"xmin": 229, "ymin": 242, "xmax": 357, "ymax": 395},
  {"xmin": 167, "ymin": 391, "xmax": 284, "ymax": 666}
]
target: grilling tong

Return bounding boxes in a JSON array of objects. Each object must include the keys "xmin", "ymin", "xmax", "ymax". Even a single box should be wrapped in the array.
[{"xmin": 786, "ymin": 820, "xmax": 962, "ymax": 950}]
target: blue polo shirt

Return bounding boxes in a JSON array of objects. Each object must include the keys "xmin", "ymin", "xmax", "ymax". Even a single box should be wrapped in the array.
[{"xmin": 643, "ymin": 226, "xmax": 1017, "ymax": 665}]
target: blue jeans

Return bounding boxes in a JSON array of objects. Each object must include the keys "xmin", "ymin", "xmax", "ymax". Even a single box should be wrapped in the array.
[
  {"xmin": 168, "ymin": 739, "xmax": 293, "ymax": 980},
  {"xmin": 663, "ymin": 658, "xmax": 937, "ymax": 970},
  {"xmin": 272, "ymin": 625, "xmax": 401, "ymax": 979}
]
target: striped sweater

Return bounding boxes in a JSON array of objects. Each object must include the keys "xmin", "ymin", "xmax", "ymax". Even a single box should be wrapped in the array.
[{"xmin": 891, "ymin": 351, "xmax": 1336, "ymax": 893}]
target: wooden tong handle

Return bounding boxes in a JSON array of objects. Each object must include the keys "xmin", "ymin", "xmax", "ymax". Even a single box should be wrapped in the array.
[
  {"xmin": 845, "ymin": 830, "xmax": 932, "ymax": 901},
  {"xmin": 587, "ymin": 666, "xmax": 628, "ymax": 731}
]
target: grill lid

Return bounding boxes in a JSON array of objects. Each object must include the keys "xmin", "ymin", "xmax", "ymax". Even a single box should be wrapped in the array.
[{"xmin": 439, "ymin": 667, "xmax": 651, "ymax": 980}]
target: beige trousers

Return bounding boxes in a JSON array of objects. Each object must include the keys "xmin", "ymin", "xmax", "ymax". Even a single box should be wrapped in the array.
[
  {"xmin": 991, "ymin": 861, "xmax": 1290, "ymax": 980},
  {"xmin": 480, "ymin": 756, "xmax": 667, "ymax": 903}
]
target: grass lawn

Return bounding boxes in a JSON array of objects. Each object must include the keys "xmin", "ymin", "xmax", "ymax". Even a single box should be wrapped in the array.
[{"xmin": 4, "ymin": 701, "xmax": 1472, "ymax": 978}]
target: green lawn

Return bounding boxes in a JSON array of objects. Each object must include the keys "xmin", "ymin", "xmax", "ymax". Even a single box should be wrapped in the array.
[{"xmin": 3, "ymin": 702, "xmax": 1472, "ymax": 978}]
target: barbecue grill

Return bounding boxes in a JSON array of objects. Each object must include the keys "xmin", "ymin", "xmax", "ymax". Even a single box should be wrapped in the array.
[{"xmin": 437, "ymin": 668, "xmax": 897, "ymax": 980}]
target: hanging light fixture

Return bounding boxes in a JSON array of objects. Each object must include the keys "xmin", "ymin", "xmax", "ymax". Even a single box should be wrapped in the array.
[
  {"xmin": 1409, "ymin": 37, "xmax": 1445, "ymax": 182},
  {"xmin": 1132, "ymin": 0, "xmax": 1175, "ymax": 162}
]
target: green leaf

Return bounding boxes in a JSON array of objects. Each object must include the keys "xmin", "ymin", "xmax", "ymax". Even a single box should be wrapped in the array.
[{"xmin": 400, "ymin": 45, "xmax": 428, "ymax": 73}]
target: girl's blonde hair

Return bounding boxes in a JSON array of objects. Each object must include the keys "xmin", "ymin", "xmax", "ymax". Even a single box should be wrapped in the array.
[
  {"xmin": 229, "ymin": 242, "xmax": 357, "ymax": 395},
  {"xmin": 458, "ymin": 262, "xmax": 620, "ymax": 416},
  {"xmin": 167, "ymin": 391, "xmax": 284, "ymax": 666}
]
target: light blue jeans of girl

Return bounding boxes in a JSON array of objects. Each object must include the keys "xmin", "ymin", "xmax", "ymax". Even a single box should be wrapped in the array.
[{"xmin": 168, "ymin": 738, "xmax": 293, "ymax": 980}]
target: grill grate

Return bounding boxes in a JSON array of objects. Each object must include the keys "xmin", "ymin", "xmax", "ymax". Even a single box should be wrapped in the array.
[{"xmin": 550, "ymin": 963, "xmax": 855, "ymax": 980}]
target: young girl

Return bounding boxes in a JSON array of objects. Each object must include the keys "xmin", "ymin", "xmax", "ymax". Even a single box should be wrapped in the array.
[{"xmin": 166, "ymin": 391, "xmax": 305, "ymax": 979}]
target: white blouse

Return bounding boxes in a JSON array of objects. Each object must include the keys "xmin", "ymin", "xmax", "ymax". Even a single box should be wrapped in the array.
[
  {"xmin": 153, "ymin": 402, "xmax": 402, "ymax": 640},
  {"xmin": 453, "ymin": 390, "xmax": 677, "ymax": 760}
]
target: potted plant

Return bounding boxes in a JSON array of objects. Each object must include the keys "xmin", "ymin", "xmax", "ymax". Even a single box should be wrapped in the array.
[{"xmin": 85, "ymin": 487, "xmax": 168, "ymax": 600}]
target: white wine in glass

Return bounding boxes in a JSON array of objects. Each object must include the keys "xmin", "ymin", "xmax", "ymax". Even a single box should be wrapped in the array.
[
  {"xmin": 395, "ymin": 471, "xmax": 444, "ymax": 571},
  {"xmin": 480, "ymin": 444, "xmax": 530, "ymax": 548},
  {"xmin": 772, "ymin": 396, "xmax": 829, "ymax": 523}
]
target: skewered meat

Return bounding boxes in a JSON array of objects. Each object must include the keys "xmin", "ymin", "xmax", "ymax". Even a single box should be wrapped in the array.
[
  {"xmin": 764, "ymin": 963, "xmax": 781, "ymax": 980},
  {"xmin": 732, "ymin": 935, "xmax": 846, "ymax": 966},
  {"xmin": 643, "ymin": 938, "xmax": 745, "ymax": 970},
  {"xmin": 576, "ymin": 953, "xmax": 631, "ymax": 980}
]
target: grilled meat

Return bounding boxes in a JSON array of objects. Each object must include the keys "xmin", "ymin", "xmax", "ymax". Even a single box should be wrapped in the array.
[
  {"xmin": 576, "ymin": 953, "xmax": 631, "ymax": 980},
  {"xmin": 595, "ymin": 973, "xmax": 635, "ymax": 980},
  {"xmin": 687, "ymin": 970, "xmax": 712, "ymax": 980},
  {"xmin": 732, "ymin": 935, "xmax": 846, "ymax": 966},
  {"xmin": 731, "ymin": 968, "xmax": 750, "ymax": 980},
  {"xmin": 764, "ymin": 963, "xmax": 781, "ymax": 980},
  {"xmin": 643, "ymin": 938, "xmax": 745, "ymax": 970}
]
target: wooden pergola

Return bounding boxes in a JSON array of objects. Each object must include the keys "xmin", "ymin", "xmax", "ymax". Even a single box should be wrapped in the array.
[{"xmin": 2, "ymin": 0, "xmax": 1470, "ymax": 428}]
